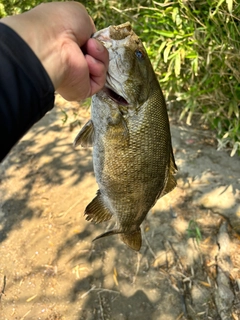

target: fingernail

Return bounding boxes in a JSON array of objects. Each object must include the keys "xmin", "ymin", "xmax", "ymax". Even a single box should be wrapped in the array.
[{"xmin": 94, "ymin": 39, "xmax": 105, "ymax": 52}]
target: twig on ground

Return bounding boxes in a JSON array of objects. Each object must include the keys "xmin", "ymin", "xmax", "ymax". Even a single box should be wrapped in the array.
[
  {"xmin": 19, "ymin": 310, "xmax": 31, "ymax": 320},
  {"xmin": 142, "ymin": 229, "xmax": 156, "ymax": 259},
  {"xmin": 0, "ymin": 275, "xmax": 6, "ymax": 301},
  {"xmin": 80, "ymin": 285, "xmax": 96, "ymax": 299},
  {"xmin": 98, "ymin": 292, "xmax": 105, "ymax": 320},
  {"xmin": 58, "ymin": 199, "xmax": 82, "ymax": 218},
  {"xmin": 132, "ymin": 252, "xmax": 141, "ymax": 284},
  {"xmin": 168, "ymin": 241, "xmax": 184, "ymax": 271},
  {"xmin": 178, "ymin": 280, "xmax": 188, "ymax": 317}
]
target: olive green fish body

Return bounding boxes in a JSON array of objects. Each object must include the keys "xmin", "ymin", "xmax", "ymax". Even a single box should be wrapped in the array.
[{"xmin": 74, "ymin": 22, "xmax": 177, "ymax": 251}]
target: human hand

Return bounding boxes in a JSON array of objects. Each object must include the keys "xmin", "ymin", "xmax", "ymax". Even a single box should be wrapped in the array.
[{"xmin": 1, "ymin": 1, "xmax": 109, "ymax": 101}]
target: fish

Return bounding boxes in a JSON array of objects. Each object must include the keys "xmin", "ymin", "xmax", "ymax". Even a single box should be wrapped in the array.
[{"xmin": 74, "ymin": 22, "xmax": 177, "ymax": 251}]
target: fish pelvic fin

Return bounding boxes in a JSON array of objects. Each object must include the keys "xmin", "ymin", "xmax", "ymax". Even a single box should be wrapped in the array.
[
  {"xmin": 93, "ymin": 229, "xmax": 120, "ymax": 241},
  {"xmin": 93, "ymin": 229, "xmax": 142, "ymax": 251},
  {"xmin": 85, "ymin": 191, "xmax": 112, "ymax": 223},
  {"xmin": 73, "ymin": 119, "xmax": 94, "ymax": 148}
]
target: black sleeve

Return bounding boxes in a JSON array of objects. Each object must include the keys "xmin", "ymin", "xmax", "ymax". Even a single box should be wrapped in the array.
[{"xmin": 0, "ymin": 23, "xmax": 55, "ymax": 162}]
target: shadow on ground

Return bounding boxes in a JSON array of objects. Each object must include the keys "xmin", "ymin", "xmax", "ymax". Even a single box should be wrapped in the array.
[{"xmin": 0, "ymin": 96, "xmax": 240, "ymax": 320}]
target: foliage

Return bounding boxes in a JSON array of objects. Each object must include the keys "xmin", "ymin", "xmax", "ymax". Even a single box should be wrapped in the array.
[
  {"xmin": 187, "ymin": 219, "xmax": 202, "ymax": 245},
  {"xmin": 1, "ymin": 0, "xmax": 239, "ymax": 155},
  {"xmin": 126, "ymin": 0, "xmax": 239, "ymax": 156},
  {"xmin": 0, "ymin": 0, "xmax": 49, "ymax": 17}
]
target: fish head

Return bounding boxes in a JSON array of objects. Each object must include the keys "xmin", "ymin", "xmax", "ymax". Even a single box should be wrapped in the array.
[{"xmin": 93, "ymin": 22, "xmax": 156, "ymax": 108}]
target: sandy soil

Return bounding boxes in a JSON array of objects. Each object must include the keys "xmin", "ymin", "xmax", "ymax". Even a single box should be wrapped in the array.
[{"xmin": 0, "ymin": 95, "xmax": 240, "ymax": 320}]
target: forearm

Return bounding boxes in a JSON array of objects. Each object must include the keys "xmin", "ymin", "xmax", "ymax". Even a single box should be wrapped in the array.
[
  {"xmin": 0, "ymin": 1, "xmax": 108, "ymax": 160},
  {"xmin": 1, "ymin": 8, "xmax": 70, "ymax": 90},
  {"xmin": 0, "ymin": 23, "xmax": 55, "ymax": 161}
]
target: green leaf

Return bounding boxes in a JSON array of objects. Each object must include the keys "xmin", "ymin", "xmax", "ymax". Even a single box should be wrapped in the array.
[
  {"xmin": 230, "ymin": 142, "xmax": 240, "ymax": 157},
  {"xmin": 226, "ymin": 0, "xmax": 233, "ymax": 13},
  {"xmin": 211, "ymin": 0, "xmax": 225, "ymax": 16},
  {"xmin": 196, "ymin": 227, "xmax": 202, "ymax": 240},
  {"xmin": 222, "ymin": 132, "xmax": 229, "ymax": 139},
  {"xmin": 154, "ymin": 30, "xmax": 175, "ymax": 38},
  {"xmin": 158, "ymin": 40, "xmax": 167, "ymax": 55},
  {"xmin": 163, "ymin": 43, "xmax": 173, "ymax": 63},
  {"xmin": 186, "ymin": 51, "xmax": 198, "ymax": 59},
  {"xmin": 174, "ymin": 51, "xmax": 181, "ymax": 77},
  {"xmin": 191, "ymin": 57, "xmax": 198, "ymax": 76}
]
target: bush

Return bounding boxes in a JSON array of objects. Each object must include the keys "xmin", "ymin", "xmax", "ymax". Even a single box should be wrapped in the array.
[
  {"xmin": 134, "ymin": 1, "xmax": 240, "ymax": 156},
  {"xmin": 1, "ymin": 0, "xmax": 239, "ymax": 155}
]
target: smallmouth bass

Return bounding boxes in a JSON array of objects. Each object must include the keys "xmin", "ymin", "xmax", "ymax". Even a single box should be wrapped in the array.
[{"xmin": 74, "ymin": 22, "xmax": 177, "ymax": 251}]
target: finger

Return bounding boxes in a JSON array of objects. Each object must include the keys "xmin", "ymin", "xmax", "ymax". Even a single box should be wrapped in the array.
[
  {"xmin": 88, "ymin": 16, "xmax": 97, "ymax": 33},
  {"xmin": 57, "ymin": 42, "xmax": 92, "ymax": 101},
  {"xmin": 68, "ymin": 3, "xmax": 96, "ymax": 45},
  {"xmin": 85, "ymin": 54, "xmax": 108, "ymax": 95},
  {"xmin": 82, "ymin": 38, "xmax": 109, "ymax": 69},
  {"xmin": 35, "ymin": 2, "xmax": 96, "ymax": 47}
]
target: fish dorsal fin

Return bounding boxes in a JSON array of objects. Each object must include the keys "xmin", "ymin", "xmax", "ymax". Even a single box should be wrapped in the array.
[
  {"xmin": 85, "ymin": 191, "xmax": 112, "ymax": 223},
  {"xmin": 73, "ymin": 120, "xmax": 94, "ymax": 148},
  {"xmin": 120, "ymin": 229, "xmax": 142, "ymax": 251}
]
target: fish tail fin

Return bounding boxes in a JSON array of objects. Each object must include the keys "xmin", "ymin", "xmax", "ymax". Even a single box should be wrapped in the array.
[
  {"xmin": 120, "ymin": 229, "xmax": 142, "ymax": 251},
  {"xmin": 85, "ymin": 191, "xmax": 112, "ymax": 223},
  {"xmin": 93, "ymin": 229, "xmax": 142, "ymax": 251}
]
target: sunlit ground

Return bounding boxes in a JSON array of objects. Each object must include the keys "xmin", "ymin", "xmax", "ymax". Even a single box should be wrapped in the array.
[{"xmin": 0, "ymin": 95, "xmax": 240, "ymax": 320}]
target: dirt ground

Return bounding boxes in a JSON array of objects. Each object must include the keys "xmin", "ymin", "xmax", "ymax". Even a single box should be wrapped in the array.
[{"xmin": 0, "ymin": 95, "xmax": 240, "ymax": 320}]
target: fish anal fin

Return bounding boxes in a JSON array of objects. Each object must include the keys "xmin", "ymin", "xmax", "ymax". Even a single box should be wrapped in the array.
[
  {"xmin": 161, "ymin": 151, "xmax": 178, "ymax": 197},
  {"xmin": 73, "ymin": 120, "xmax": 94, "ymax": 148},
  {"xmin": 162, "ymin": 174, "xmax": 177, "ymax": 196},
  {"xmin": 170, "ymin": 147, "xmax": 178, "ymax": 173},
  {"xmin": 120, "ymin": 229, "xmax": 142, "ymax": 251},
  {"xmin": 84, "ymin": 191, "xmax": 112, "ymax": 223}
]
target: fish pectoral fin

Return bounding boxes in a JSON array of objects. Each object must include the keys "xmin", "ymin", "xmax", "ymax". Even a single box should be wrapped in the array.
[
  {"xmin": 73, "ymin": 120, "xmax": 94, "ymax": 148},
  {"xmin": 107, "ymin": 110, "xmax": 129, "ymax": 139},
  {"xmin": 120, "ymin": 229, "xmax": 142, "ymax": 251},
  {"xmin": 85, "ymin": 191, "xmax": 112, "ymax": 223}
]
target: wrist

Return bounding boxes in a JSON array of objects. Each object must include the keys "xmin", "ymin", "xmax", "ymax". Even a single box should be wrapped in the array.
[{"xmin": 1, "ymin": 13, "xmax": 64, "ymax": 90}]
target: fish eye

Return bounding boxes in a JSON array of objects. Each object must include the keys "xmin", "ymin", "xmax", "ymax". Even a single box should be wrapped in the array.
[{"xmin": 135, "ymin": 49, "xmax": 144, "ymax": 59}]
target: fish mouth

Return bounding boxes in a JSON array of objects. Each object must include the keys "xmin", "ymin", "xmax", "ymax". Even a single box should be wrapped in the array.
[{"xmin": 103, "ymin": 87, "xmax": 129, "ymax": 106}]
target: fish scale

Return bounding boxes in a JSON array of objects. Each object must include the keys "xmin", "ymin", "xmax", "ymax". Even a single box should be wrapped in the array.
[{"xmin": 74, "ymin": 22, "xmax": 177, "ymax": 251}]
